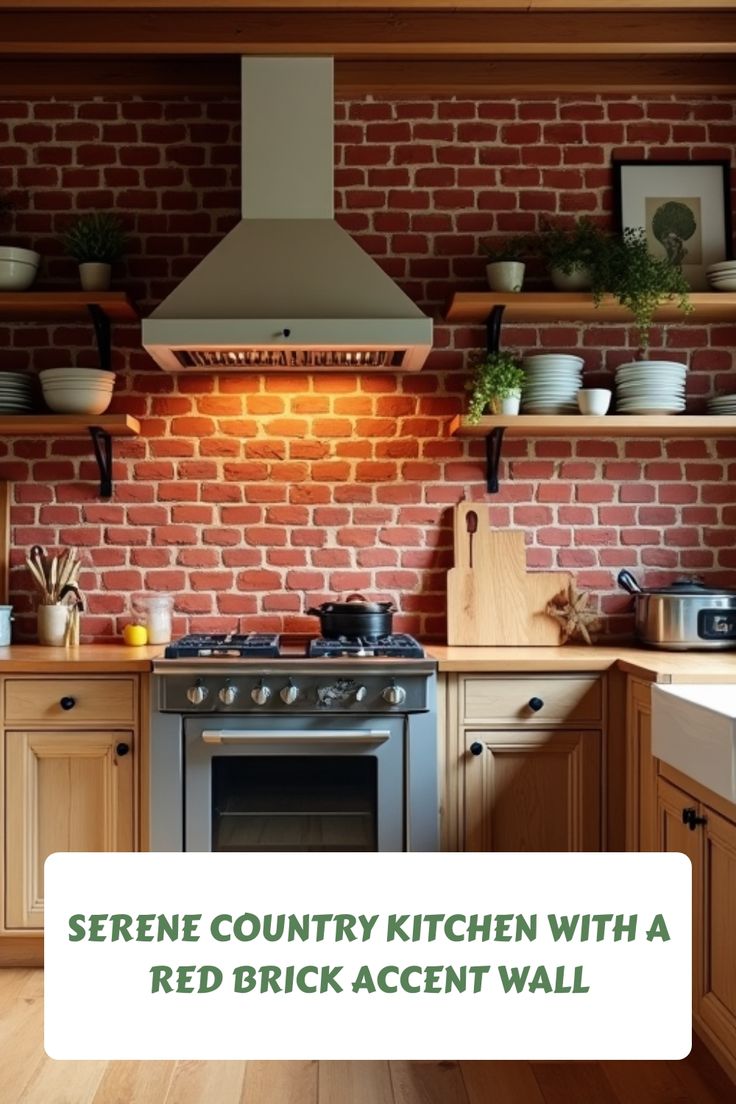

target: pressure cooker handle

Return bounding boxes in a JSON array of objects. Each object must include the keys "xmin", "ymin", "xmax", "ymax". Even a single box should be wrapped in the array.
[
  {"xmin": 617, "ymin": 569, "xmax": 643, "ymax": 595},
  {"xmin": 344, "ymin": 593, "xmax": 369, "ymax": 603}
]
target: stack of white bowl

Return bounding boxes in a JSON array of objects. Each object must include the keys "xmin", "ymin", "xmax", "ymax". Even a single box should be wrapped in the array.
[
  {"xmin": 615, "ymin": 361, "xmax": 687, "ymax": 415},
  {"xmin": 521, "ymin": 354, "xmax": 584, "ymax": 414},
  {"xmin": 0, "ymin": 247, "xmax": 40, "ymax": 291},
  {"xmin": 707, "ymin": 393, "xmax": 736, "ymax": 415},
  {"xmin": 707, "ymin": 261, "xmax": 736, "ymax": 292},
  {"xmin": 0, "ymin": 371, "xmax": 34, "ymax": 413},
  {"xmin": 40, "ymin": 367, "xmax": 115, "ymax": 415}
]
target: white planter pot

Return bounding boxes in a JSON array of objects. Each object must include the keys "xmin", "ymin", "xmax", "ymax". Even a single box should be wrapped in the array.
[
  {"xmin": 486, "ymin": 261, "xmax": 525, "ymax": 293},
  {"xmin": 37, "ymin": 603, "xmax": 70, "ymax": 647},
  {"xmin": 550, "ymin": 264, "xmax": 593, "ymax": 291},
  {"xmin": 79, "ymin": 262, "xmax": 111, "ymax": 291},
  {"xmin": 491, "ymin": 391, "xmax": 521, "ymax": 415}
]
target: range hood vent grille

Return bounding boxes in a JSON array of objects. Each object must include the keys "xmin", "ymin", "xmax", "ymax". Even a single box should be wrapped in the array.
[{"xmin": 175, "ymin": 348, "xmax": 407, "ymax": 370}]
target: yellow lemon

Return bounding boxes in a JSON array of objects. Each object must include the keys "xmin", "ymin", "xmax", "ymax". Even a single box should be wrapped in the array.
[{"xmin": 123, "ymin": 624, "xmax": 148, "ymax": 647}]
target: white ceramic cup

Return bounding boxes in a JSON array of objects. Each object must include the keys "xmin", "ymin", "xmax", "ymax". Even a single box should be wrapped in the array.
[{"xmin": 577, "ymin": 388, "xmax": 612, "ymax": 416}]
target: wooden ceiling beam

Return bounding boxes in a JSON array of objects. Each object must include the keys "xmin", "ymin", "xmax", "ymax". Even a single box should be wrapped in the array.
[
  {"xmin": 0, "ymin": 57, "xmax": 734, "ymax": 97},
  {"xmin": 0, "ymin": 11, "xmax": 733, "ymax": 58}
]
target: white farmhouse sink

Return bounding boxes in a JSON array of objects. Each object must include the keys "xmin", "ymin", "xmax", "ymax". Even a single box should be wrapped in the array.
[{"xmin": 652, "ymin": 684, "xmax": 736, "ymax": 804}]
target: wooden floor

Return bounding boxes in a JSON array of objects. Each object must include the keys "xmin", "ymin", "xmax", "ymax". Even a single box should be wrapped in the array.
[{"xmin": 1, "ymin": 970, "xmax": 736, "ymax": 1103}]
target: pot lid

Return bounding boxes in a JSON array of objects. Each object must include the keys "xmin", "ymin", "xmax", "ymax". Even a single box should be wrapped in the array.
[
  {"xmin": 310, "ymin": 594, "xmax": 395, "ymax": 614},
  {"xmin": 644, "ymin": 577, "xmax": 736, "ymax": 597}
]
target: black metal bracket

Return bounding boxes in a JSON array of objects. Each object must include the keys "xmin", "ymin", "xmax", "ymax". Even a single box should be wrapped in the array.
[
  {"xmin": 89, "ymin": 426, "xmax": 113, "ymax": 498},
  {"xmin": 87, "ymin": 304, "xmax": 112, "ymax": 372},
  {"xmin": 486, "ymin": 303, "xmax": 506, "ymax": 354},
  {"xmin": 485, "ymin": 426, "xmax": 505, "ymax": 494}
]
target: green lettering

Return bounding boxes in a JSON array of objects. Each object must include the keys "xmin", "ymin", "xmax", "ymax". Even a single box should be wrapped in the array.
[
  {"xmin": 68, "ymin": 914, "xmax": 87, "ymax": 942},
  {"xmin": 646, "ymin": 914, "xmax": 671, "ymax": 942}
]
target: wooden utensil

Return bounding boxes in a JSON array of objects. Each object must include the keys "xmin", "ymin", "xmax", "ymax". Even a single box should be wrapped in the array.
[{"xmin": 447, "ymin": 501, "xmax": 571, "ymax": 645}]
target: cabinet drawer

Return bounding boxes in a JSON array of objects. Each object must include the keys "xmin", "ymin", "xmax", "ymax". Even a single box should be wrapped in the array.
[
  {"xmin": 4, "ymin": 678, "xmax": 136, "ymax": 725},
  {"xmin": 462, "ymin": 675, "xmax": 602, "ymax": 725}
]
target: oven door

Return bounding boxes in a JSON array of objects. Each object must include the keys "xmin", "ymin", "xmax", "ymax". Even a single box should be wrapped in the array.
[{"xmin": 184, "ymin": 714, "xmax": 405, "ymax": 852}]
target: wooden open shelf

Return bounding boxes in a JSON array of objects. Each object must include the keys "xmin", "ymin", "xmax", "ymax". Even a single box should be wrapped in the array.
[
  {"xmin": 0, "ymin": 291, "xmax": 139, "ymax": 321},
  {"xmin": 445, "ymin": 291, "xmax": 736, "ymax": 325},
  {"xmin": 451, "ymin": 414, "xmax": 736, "ymax": 438},
  {"xmin": 0, "ymin": 414, "xmax": 139, "ymax": 436}
]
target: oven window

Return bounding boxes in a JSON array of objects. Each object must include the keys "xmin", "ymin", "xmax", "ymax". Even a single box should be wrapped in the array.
[{"xmin": 211, "ymin": 756, "xmax": 378, "ymax": 851}]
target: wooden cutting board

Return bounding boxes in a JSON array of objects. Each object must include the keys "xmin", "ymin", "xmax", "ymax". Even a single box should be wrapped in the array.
[{"xmin": 447, "ymin": 501, "xmax": 571, "ymax": 645}]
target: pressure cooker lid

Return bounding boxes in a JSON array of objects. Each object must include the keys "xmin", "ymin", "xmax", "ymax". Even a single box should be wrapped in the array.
[
  {"xmin": 648, "ymin": 577, "xmax": 736, "ymax": 596},
  {"xmin": 310, "ymin": 593, "xmax": 395, "ymax": 614}
]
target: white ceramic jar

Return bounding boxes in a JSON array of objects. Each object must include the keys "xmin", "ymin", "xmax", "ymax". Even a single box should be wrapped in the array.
[
  {"xmin": 0, "ymin": 605, "xmax": 13, "ymax": 646},
  {"xmin": 132, "ymin": 594, "xmax": 174, "ymax": 644},
  {"xmin": 37, "ymin": 603, "xmax": 69, "ymax": 647}
]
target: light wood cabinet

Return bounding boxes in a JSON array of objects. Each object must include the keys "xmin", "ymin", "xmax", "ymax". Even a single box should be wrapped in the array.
[
  {"xmin": 444, "ymin": 672, "xmax": 604, "ymax": 852},
  {"xmin": 1, "ymin": 674, "xmax": 140, "ymax": 945},
  {"xmin": 657, "ymin": 773, "xmax": 736, "ymax": 1081},
  {"xmin": 626, "ymin": 677, "xmax": 658, "ymax": 851}
]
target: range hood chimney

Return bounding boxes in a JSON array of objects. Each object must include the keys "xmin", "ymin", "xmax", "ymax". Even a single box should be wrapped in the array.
[{"xmin": 142, "ymin": 58, "xmax": 432, "ymax": 372}]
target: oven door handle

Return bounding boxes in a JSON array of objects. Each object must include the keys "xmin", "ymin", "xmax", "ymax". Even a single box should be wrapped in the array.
[{"xmin": 201, "ymin": 729, "xmax": 391, "ymax": 746}]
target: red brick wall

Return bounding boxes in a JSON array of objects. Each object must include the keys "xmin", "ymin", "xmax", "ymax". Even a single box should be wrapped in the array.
[{"xmin": 1, "ymin": 93, "xmax": 736, "ymax": 642}]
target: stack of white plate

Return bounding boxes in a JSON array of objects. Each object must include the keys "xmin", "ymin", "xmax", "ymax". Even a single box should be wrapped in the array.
[
  {"xmin": 707, "ymin": 261, "xmax": 736, "ymax": 292},
  {"xmin": 615, "ymin": 361, "xmax": 687, "ymax": 415},
  {"xmin": 0, "ymin": 371, "xmax": 33, "ymax": 413},
  {"xmin": 707, "ymin": 393, "xmax": 736, "ymax": 415},
  {"xmin": 520, "ymin": 354, "xmax": 584, "ymax": 414},
  {"xmin": 40, "ymin": 367, "xmax": 115, "ymax": 415}
]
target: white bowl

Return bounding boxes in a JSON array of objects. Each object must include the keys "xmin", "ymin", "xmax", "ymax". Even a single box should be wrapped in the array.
[
  {"xmin": 42, "ymin": 389, "xmax": 113, "ymax": 415},
  {"xmin": 577, "ymin": 388, "xmax": 612, "ymax": 416},
  {"xmin": 0, "ymin": 246, "xmax": 40, "ymax": 291},
  {"xmin": 42, "ymin": 380, "xmax": 115, "ymax": 391},
  {"xmin": 40, "ymin": 367, "xmax": 115, "ymax": 381}
]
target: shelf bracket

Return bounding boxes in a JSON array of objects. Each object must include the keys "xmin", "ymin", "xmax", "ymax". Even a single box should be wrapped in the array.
[
  {"xmin": 89, "ymin": 425, "xmax": 113, "ymax": 497},
  {"xmin": 486, "ymin": 304, "xmax": 506, "ymax": 354},
  {"xmin": 485, "ymin": 426, "xmax": 505, "ymax": 494},
  {"xmin": 87, "ymin": 304, "xmax": 112, "ymax": 372}
]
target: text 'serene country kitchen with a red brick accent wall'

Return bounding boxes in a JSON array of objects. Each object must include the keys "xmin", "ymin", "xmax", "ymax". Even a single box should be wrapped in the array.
[{"xmin": 2, "ymin": 92, "xmax": 736, "ymax": 642}]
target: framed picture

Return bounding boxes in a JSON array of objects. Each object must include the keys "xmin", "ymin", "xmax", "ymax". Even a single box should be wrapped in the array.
[{"xmin": 613, "ymin": 159, "xmax": 733, "ymax": 290}]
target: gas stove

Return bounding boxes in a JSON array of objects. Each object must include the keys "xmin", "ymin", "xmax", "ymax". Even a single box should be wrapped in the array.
[{"xmin": 163, "ymin": 631, "xmax": 424, "ymax": 660}]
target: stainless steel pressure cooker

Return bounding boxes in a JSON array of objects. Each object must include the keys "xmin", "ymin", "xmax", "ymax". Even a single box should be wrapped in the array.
[{"xmin": 618, "ymin": 570, "xmax": 736, "ymax": 650}]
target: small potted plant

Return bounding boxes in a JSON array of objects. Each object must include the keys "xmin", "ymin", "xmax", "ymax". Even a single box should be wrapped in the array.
[
  {"xmin": 594, "ymin": 227, "xmax": 692, "ymax": 354},
  {"xmin": 0, "ymin": 190, "xmax": 40, "ymax": 291},
  {"xmin": 467, "ymin": 350, "xmax": 525, "ymax": 422},
  {"xmin": 61, "ymin": 212, "xmax": 127, "ymax": 291},
  {"xmin": 480, "ymin": 236, "xmax": 531, "ymax": 293},
  {"xmin": 534, "ymin": 216, "xmax": 610, "ymax": 291}
]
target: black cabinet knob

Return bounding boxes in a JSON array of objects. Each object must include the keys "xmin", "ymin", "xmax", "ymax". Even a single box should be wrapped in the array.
[
  {"xmin": 60, "ymin": 696, "xmax": 76, "ymax": 711},
  {"xmin": 469, "ymin": 741, "xmax": 484, "ymax": 756},
  {"xmin": 528, "ymin": 697, "xmax": 544, "ymax": 712},
  {"xmin": 116, "ymin": 743, "xmax": 130, "ymax": 757},
  {"xmin": 682, "ymin": 807, "xmax": 707, "ymax": 831}
]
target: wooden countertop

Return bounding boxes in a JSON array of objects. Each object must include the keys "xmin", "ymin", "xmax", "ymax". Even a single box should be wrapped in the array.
[
  {"xmin": 1, "ymin": 642, "xmax": 736, "ymax": 682},
  {"xmin": 0, "ymin": 644, "xmax": 165, "ymax": 672},
  {"xmin": 426, "ymin": 645, "xmax": 736, "ymax": 683}
]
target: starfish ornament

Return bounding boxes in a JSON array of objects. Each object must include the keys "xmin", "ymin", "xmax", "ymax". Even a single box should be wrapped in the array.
[{"xmin": 546, "ymin": 582, "xmax": 602, "ymax": 645}]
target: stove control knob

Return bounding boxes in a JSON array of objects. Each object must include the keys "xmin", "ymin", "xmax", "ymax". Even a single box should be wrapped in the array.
[
  {"xmin": 251, "ymin": 682, "xmax": 272, "ymax": 706},
  {"xmin": 354, "ymin": 685, "xmax": 368, "ymax": 703},
  {"xmin": 280, "ymin": 680, "xmax": 299, "ymax": 705},
  {"xmin": 218, "ymin": 683, "xmax": 238, "ymax": 706},
  {"xmin": 186, "ymin": 682, "xmax": 208, "ymax": 706},
  {"xmin": 382, "ymin": 683, "xmax": 406, "ymax": 706}
]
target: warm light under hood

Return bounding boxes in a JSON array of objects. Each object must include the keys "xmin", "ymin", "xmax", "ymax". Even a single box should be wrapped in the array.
[{"xmin": 142, "ymin": 58, "xmax": 432, "ymax": 373}]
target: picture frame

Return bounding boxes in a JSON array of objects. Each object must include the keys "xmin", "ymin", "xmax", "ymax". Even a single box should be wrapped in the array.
[{"xmin": 613, "ymin": 159, "xmax": 733, "ymax": 291}]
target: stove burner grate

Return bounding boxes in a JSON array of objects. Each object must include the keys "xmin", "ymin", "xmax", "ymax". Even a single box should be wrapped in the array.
[
  {"xmin": 308, "ymin": 634, "xmax": 424, "ymax": 659},
  {"xmin": 164, "ymin": 633, "xmax": 281, "ymax": 659}
]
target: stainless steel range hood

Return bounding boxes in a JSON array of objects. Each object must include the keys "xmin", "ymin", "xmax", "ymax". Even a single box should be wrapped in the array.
[{"xmin": 142, "ymin": 58, "xmax": 432, "ymax": 373}]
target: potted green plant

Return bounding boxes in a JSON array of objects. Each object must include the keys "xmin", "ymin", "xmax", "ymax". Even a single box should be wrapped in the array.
[
  {"xmin": 594, "ymin": 226, "xmax": 692, "ymax": 353},
  {"xmin": 467, "ymin": 350, "xmax": 525, "ymax": 422},
  {"xmin": 61, "ymin": 213, "xmax": 127, "ymax": 291},
  {"xmin": 534, "ymin": 217, "xmax": 610, "ymax": 291},
  {"xmin": 0, "ymin": 190, "xmax": 40, "ymax": 291},
  {"xmin": 480, "ymin": 235, "xmax": 531, "ymax": 293}
]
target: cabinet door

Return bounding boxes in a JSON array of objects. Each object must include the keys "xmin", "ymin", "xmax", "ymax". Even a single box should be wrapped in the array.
[
  {"xmin": 464, "ymin": 729, "xmax": 601, "ymax": 851},
  {"xmin": 4, "ymin": 730, "xmax": 134, "ymax": 929},
  {"xmin": 700, "ymin": 806, "xmax": 736, "ymax": 1060},
  {"xmin": 656, "ymin": 776, "xmax": 701, "ymax": 999},
  {"xmin": 626, "ymin": 678, "xmax": 658, "ymax": 851}
]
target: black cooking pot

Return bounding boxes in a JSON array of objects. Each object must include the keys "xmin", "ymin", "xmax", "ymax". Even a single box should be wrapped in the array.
[{"xmin": 307, "ymin": 593, "xmax": 395, "ymax": 639}]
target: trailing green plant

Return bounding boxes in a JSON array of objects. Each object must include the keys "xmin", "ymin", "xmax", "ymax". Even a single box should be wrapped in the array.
[
  {"xmin": 466, "ymin": 350, "xmax": 525, "ymax": 423},
  {"xmin": 61, "ymin": 213, "xmax": 127, "ymax": 264},
  {"xmin": 533, "ymin": 217, "xmax": 610, "ymax": 276},
  {"xmin": 480, "ymin": 233, "xmax": 534, "ymax": 263},
  {"xmin": 593, "ymin": 226, "xmax": 692, "ymax": 352}
]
